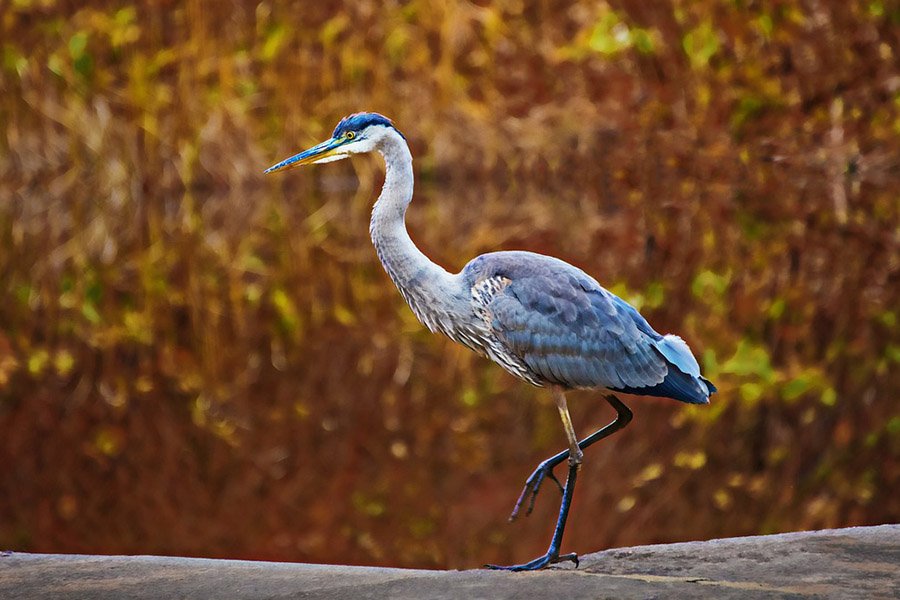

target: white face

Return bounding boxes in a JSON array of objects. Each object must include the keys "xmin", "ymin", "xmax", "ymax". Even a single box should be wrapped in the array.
[{"xmin": 329, "ymin": 124, "xmax": 392, "ymax": 160}]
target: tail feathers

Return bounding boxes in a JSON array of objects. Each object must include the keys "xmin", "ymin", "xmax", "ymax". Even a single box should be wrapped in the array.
[
  {"xmin": 656, "ymin": 335, "xmax": 701, "ymax": 377},
  {"xmin": 612, "ymin": 366, "xmax": 711, "ymax": 405},
  {"xmin": 612, "ymin": 335, "xmax": 716, "ymax": 404}
]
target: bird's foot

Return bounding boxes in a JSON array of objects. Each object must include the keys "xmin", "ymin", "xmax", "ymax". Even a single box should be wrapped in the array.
[
  {"xmin": 509, "ymin": 460, "xmax": 564, "ymax": 521},
  {"xmin": 485, "ymin": 551, "xmax": 579, "ymax": 572}
]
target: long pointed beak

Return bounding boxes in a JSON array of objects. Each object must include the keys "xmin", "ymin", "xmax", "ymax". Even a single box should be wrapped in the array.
[{"xmin": 264, "ymin": 137, "xmax": 346, "ymax": 173}]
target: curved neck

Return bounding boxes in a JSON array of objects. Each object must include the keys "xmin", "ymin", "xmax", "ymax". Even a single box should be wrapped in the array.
[{"xmin": 370, "ymin": 131, "xmax": 455, "ymax": 329}]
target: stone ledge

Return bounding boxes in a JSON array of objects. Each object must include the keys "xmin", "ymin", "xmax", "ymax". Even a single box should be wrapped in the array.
[{"xmin": 1, "ymin": 525, "xmax": 897, "ymax": 599}]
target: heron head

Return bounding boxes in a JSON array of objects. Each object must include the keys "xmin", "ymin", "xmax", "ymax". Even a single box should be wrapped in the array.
[{"xmin": 265, "ymin": 112, "xmax": 404, "ymax": 173}]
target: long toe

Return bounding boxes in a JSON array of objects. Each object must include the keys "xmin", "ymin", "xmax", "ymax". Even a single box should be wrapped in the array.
[
  {"xmin": 485, "ymin": 551, "xmax": 578, "ymax": 572},
  {"xmin": 509, "ymin": 464, "xmax": 564, "ymax": 521}
]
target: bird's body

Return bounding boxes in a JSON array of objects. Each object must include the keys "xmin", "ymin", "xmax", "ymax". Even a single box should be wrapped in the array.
[
  {"xmin": 267, "ymin": 112, "xmax": 715, "ymax": 571},
  {"xmin": 461, "ymin": 251, "xmax": 714, "ymax": 402}
]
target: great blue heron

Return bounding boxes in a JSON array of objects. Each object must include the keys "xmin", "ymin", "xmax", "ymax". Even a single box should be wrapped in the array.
[{"xmin": 266, "ymin": 113, "xmax": 716, "ymax": 571}]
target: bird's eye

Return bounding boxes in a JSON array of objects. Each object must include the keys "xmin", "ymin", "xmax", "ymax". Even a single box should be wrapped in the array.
[{"xmin": 346, "ymin": 131, "xmax": 356, "ymax": 140}]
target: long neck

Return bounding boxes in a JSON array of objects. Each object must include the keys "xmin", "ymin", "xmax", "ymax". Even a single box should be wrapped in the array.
[{"xmin": 370, "ymin": 132, "xmax": 456, "ymax": 330}]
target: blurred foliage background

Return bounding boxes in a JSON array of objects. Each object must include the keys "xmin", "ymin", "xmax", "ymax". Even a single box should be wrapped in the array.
[{"xmin": 0, "ymin": 0, "xmax": 898, "ymax": 569}]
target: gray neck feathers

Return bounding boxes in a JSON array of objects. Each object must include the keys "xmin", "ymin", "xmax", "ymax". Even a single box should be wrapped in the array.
[{"xmin": 369, "ymin": 130, "xmax": 457, "ymax": 331}]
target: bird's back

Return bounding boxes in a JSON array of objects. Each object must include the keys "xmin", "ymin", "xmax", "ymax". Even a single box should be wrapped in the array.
[{"xmin": 460, "ymin": 251, "xmax": 715, "ymax": 404}]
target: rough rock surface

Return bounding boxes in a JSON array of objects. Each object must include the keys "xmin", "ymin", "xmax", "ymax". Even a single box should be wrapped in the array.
[{"xmin": 1, "ymin": 525, "xmax": 897, "ymax": 599}]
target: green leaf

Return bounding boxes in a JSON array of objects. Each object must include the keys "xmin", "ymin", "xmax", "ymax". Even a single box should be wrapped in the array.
[
  {"xmin": 886, "ymin": 416, "xmax": 900, "ymax": 435},
  {"xmin": 631, "ymin": 28, "xmax": 655, "ymax": 54},
  {"xmin": 68, "ymin": 32, "xmax": 88, "ymax": 59},
  {"xmin": 81, "ymin": 302, "xmax": 101, "ymax": 324},
  {"xmin": 768, "ymin": 298, "xmax": 786, "ymax": 319},
  {"xmin": 740, "ymin": 381, "xmax": 765, "ymax": 403},
  {"xmin": 721, "ymin": 339, "xmax": 775, "ymax": 384},
  {"xmin": 682, "ymin": 21, "xmax": 719, "ymax": 69},
  {"xmin": 261, "ymin": 23, "xmax": 287, "ymax": 62},
  {"xmin": 782, "ymin": 377, "xmax": 811, "ymax": 401},
  {"xmin": 588, "ymin": 11, "xmax": 632, "ymax": 56},
  {"xmin": 28, "ymin": 349, "xmax": 50, "ymax": 376},
  {"xmin": 692, "ymin": 269, "xmax": 730, "ymax": 298},
  {"xmin": 644, "ymin": 281, "xmax": 665, "ymax": 309}
]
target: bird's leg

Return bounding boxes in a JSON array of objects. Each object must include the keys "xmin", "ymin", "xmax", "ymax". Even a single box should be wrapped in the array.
[
  {"xmin": 487, "ymin": 387, "xmax": 582, "ymax": 571},
  {"xmin": 487, "ymin": 461, "xmax": 580, "ymax": 571},
  {"xmin": 553, "ymin": 386, "xmax": 584, "ymax": 466},
  {"xmin": 510, "ymin": 394, "xmax": 633, "ymax": 521}
]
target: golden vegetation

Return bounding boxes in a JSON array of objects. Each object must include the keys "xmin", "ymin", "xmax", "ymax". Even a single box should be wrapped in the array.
[{"xmin": 0, "ymin": 0, "xmax": 897, "ymax": 568}]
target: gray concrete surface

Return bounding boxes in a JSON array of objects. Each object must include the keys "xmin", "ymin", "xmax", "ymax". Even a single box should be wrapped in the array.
[{"xmin": 1, "ymin": 525, "xmax": 897, "ymax": 599}]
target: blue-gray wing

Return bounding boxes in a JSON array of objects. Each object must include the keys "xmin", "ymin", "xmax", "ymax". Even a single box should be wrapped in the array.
[{"xmin": 470, "ymin": 259, "xmax": 713, "ymax": 404}]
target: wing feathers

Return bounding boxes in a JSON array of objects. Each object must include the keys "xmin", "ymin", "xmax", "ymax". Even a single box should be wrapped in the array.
[
  {"xmin": 462, "ymin": 252, "xmax": 713, "ymax": 403},
  {"xmin": 472, "ymin": 269, "xmax": 710, "ymax": 402}
]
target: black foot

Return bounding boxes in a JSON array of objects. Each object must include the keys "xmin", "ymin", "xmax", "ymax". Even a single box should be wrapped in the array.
[
  {"xmin": 486, "ymin": 551, "xmax": 579, "ymax": 572},
  {"xmin": 509, "ymin": 460, "xmax": 564, "ymax": 521}
]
